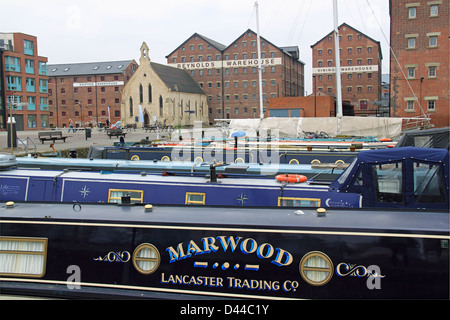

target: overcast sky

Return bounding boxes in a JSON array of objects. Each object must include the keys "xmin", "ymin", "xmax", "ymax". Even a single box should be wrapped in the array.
[{"xmin": 1, "ymin": 0, "xmax": 390, "ymax": 93}]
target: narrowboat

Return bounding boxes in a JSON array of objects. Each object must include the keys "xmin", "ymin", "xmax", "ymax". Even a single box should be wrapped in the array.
[
  {"xmin": 87, "ymin": 144, "xmax": 360, "ymax": 165},
  {"xmin": 1, "ymin": 147, "xmax": 448, "ymax": 211},
  {"xmin": 14, "ymin": 156, "xmax": 345, "ymax": 181},
  {"xmin": 0, "ymin": 201, "xmax": 448, "ymax": 299}
]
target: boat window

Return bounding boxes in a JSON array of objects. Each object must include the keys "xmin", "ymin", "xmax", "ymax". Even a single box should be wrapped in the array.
[
  {"xmin": 278, "ymin": 197, "xmax": 321, "ymax": 207},
  {"xmin": 109, "ymin": 189, "xmax": 143, "ymax": 204},
  {"xmin": 372, "ymin": 162, "xmax": 403, "ymax": 203},
  {"xmin": 336, "ymin": 158, "xmax": 357, "ymax": 185},
  {"xmin": 413, "ymin": 162, "xmax": 445, "ymax": 203},
  {"xmin": 132, "ymin": 243, "xmax": 160, "ymax": 275},
  {"xmin": 0, "ymin": 237, "xmax": 47, "ymax": 278},
  {"xmin": 299, "ymin": 251, "xmax": 333, "ymax": 286},
  {"xmin": 185, "ymin": 192, "xmax": 206, "ymax": 205},
  {"xmin": 352, "ymin": 169, "xmax": 364, "ymax": 187}
]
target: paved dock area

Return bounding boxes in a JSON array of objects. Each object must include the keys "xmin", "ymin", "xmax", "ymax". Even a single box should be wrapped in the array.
[{"xmin": 0, "ymin": 127, "xmax": 226, "ymax": 156}]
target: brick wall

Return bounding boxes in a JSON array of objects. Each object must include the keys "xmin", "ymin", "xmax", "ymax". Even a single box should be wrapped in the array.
[
  {"xmin": 48, "ymin": 61, "xmax": 137, "ymax": 128},
  {"xmin": 390, "ymin": 0, "xmax": 449, "ymax": 128},
  {"xmin": 311, "ymin": 23, "xmax": 382, "ymax": 114},
  {"xmin": 269, "ymin": 95, "xmax": 335, "ymax": 118},
  {"xmin": 1, "ymin": 33, "xmax": 49, "ymax": 130},
  {"xmin": 166, "ymin": 30, "xmax": 305, "ymax": 124}
]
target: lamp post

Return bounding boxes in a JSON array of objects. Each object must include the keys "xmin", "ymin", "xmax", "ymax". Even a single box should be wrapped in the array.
[
  {"xmin": 313, "ymin": 74, "xmax": 317, "ymax": 117},
  {"xmin": 75, "ymin": 101, "xmax": 83, "ymax": 128}
]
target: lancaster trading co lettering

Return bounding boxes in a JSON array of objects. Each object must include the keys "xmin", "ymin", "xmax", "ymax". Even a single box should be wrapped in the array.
[{"xmin": 166, "ymin": 236, "xmax": 293, "ymax": 267}]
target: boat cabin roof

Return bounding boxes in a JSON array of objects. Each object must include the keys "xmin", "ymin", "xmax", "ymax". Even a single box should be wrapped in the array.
[{"xmin": 1, "ymin": 202, "xmax": 448, "ymax": 234}]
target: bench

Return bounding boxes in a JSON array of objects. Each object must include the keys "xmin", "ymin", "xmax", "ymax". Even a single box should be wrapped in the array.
[
  {"xmin": 106, "ymin": 128, "xmax": 127, "ymax": 139},
  {"xmin": 38, "ymin": 131, "xmax": 69, "ymax": 144},
  {"xmin": 143, "ymin": 125, "xmax": 158, "ymax": 133}
]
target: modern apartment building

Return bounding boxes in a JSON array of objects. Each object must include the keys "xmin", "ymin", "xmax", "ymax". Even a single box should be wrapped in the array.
[
  {"xmin": 0, "ymin": 32, "xmax": 49, "ymax": 130},
  {"xmin": 166, "ymin": 30, "xmax": 305, "ymax": 124},
  {"xmin": 47, "ymin": 60, "xmax": 138, "ymax": 128},
  {"xmin": 311, "ymin": 23, "xmax": 383, "ymax": 116},
  {"xmin": 390, "ymin": 0, "xmax": 449, "ymax": 128}
]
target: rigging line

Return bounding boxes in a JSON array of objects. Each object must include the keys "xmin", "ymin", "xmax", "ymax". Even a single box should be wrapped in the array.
[
  {"xmin": 247, "ymin": 4, "xmax": 256, "ymax": 29},
  {"xmin": 364, "ymin": 0, "xmax": 428, "ymax": 119},
  {"xmin": 295, "ymin": 0, "xmax": 313, "ymax": 46},
  {"xmin": 355, "ymin": 0, "xmax": 367, "ymax": 33},
  {"xmin": 262, "ymin": 0, "xmax": 287, "ymax": 34},
  {"xmin": 224, "ymin": 3, "xmax": 259, "ymax": 106},
  {"xmin": 287, "ymin": 0, "xmax": 306, "ymax": 45},
  {"xmin": 343, "ymin": 0, "xmax": 362, "ymax": 31}
]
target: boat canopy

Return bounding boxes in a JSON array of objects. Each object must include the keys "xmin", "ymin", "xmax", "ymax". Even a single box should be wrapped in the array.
[
  {"xmin": 331, "ymin": 147, "xmax": 449, "ymax": 209},
  {"xmin": 396, "ymin": 127, "xmax": 450, "ymax": 150}
]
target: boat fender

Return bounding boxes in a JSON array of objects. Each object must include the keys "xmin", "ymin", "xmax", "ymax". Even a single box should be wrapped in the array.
[
  {"xmin": 317, "ymin": 208, "xmax": 326, "ymax": 217},
  {"xmin": 275, "ymin": 174, "xmax": 307, "ymax": 183}
]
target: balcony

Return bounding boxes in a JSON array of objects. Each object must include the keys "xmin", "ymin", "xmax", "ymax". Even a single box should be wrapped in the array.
[
  {"xmin": 24, "ymin": 40, "xmax": 34, "ymax": 56},
  {"xmin": 26, "ymin": 78, "xmax": 35, "ymax": 92},
  {"xmin": 27, "ymin": 98, "xmax": 36, "ymax": 110},
  {"xmin": 39, "ymin": 80, "xmax": 48, "ymax": 93},
  {"xmin": 26, "ymin": 83, "xmax": 35, "ymax": 92},
  {"xmin": 6, "ymin": 76, "xmax": 22, "ymax": 91},
  {"xmin": 5, "ymin": 63, "xmax": 20, "ymax": 72},
  {"xmin": 39, "ymin": 62, "xmax": 47, "ymax": 75},
  {"xmin": 40, "ymin": 97, "xmax": 49, "ymax": 110},
  {"xmin": 25, "ymin": 65, "xmax": 35, "ymax": 74}
]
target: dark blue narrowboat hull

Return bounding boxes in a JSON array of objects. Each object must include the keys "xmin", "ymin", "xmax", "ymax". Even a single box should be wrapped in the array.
[
  {"xmin": 2, "ymin": 147, "xmax": 448, "ymax": 211},
  {"xmin": 0, "ymin": 169, "xmax": 361, "ymax": 208},
  {"xmin": 0, "ymin": 202, "xmax": 448, "ymax": 299}
]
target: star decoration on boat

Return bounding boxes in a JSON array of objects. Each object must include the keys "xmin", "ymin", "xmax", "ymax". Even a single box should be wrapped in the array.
[
  {"xmin": 236, "ymin": 193, "xmax": 248, "ymax": 206},
  {"xmin": 79, "ymin": 185, "xmax": 90, "ymax": 198}
]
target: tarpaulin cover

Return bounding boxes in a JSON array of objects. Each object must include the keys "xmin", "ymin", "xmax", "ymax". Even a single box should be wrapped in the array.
[{"xmin": 396, "ymin": 127, "xmax": 449, "ymax": 150}]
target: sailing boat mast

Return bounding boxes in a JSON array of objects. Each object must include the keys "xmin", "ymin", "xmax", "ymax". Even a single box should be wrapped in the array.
[
  {"xmin": 333, "ymin": 0, "xmax": 343, "ymax": 118},
  {"xmin": 255, "ymin": 1, "xmax": 264, "ymax": 119}
]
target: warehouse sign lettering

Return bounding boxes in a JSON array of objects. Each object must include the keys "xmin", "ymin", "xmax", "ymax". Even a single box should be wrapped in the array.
[
  {"xmin": 169, "ymin": 58, "xmax": 282, "ymax": 70},
  {"xmin": 313, "ymin": 65, "xmax": 378, "ymax": 74},
  {"xmin": 73, "ymin": 81, "xmax": 124, "ymax": 87}
]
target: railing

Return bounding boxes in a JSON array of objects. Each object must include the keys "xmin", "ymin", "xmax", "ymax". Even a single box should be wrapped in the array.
[
  {"xmin": 402, "ymin": 114, "xmax": 433, "ymax": 131},
  {"xmin": 17, "ymin": 137, "xmax": 37, "ymax": 155}
]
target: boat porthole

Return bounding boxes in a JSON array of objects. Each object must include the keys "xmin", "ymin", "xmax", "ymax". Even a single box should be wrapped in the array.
[
  {"xmin": 289, "ymin": 159, "xmax": 299, "ymax": 165},
  {"xmin": 335, "ymin": 160, "xmax": 345, "ymax": 165},
  {"xmin": 161, "ymin": 156, "xmax": 170, "ymax": 161},
  {"xmin": 235, "ymin": 157, "xmax": 244, "ymax": 163},
  {"xmin": 299, "ymin": 251, "xmax": 333, "ymax": 286},
  {"xmin": 132, "ymin": 243, "xmax": 160, "ymax": 275},
  {"xmin": 311, "ymin": 159, "xmax": 321, "ymax": 164},
  {"xmin": 131, "ymin": 155, "xmax": 140, "ymax": 161}
]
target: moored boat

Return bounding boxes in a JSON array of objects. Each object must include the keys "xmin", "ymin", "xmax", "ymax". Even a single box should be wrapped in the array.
[
  {"xmin": 1, "ymin": 147, "xmax": 448, "ymax": 210},
  {"xmin": 0, "ymin": 201, "xmax": 448, "ymax": 299}
]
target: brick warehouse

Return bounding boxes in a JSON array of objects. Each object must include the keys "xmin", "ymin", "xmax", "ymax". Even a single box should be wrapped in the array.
[
  {"xmin": 47, "ymin": 60, "xmax": 138, "ymax": 129},
  {"xmin": 390, "ymin": 0, "xmax": 449, "ymax": 129},
  {"xmin": 166, "ymin": 30, "xmax": 305, "ymax": 124},
  {"xmin": 311, "ymin": 23, "xmax": 383, "ymax": 116},
  {"xmin": 0, "ymin": 33, "xmax": 49, "ymax": 131}
]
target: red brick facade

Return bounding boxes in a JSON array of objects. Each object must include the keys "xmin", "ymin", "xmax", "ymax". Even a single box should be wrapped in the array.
[
  {"xmin": 311, "ymin": 23, "xmax": 382, "ymax": 115},
  {"xmin": 47, "ymin": 61, "xmax": 137, "ymax": 128},
  {"xmin": 1, "ymin": 33, "xmax": 48, "ymax": 130},
  {"xmin": 268, "ymin": 95, "xmax": 335, "ymax": 118},
  {"xmin": 166, "ymin": 30, "xmax": 305, "ymax": 124},
  {"xmin": 390, "ymin": 0, "xmax": 449, "ymax": 128}
]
